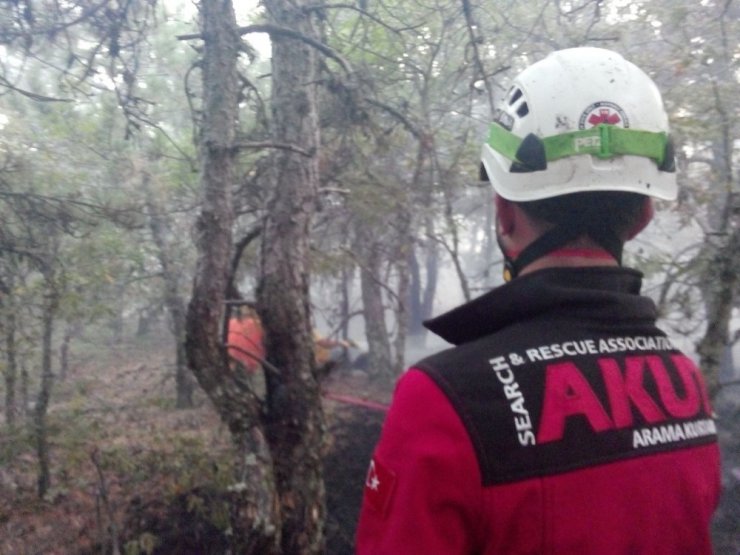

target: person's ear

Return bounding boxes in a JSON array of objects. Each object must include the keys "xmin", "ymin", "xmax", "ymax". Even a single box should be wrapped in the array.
[
  {"xmin": 495, "ymin": 194, "xmax": 516, "ymax": 236},
  {"xmin": 626, "ymin": 197, "xmax": 654, "ymax": 240}
]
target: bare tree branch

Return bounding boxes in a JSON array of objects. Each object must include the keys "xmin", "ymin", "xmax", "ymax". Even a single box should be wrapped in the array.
[
  {"xmin": 232, "ymin": 139, "xmax": 313, "ymax": 156},
  {"xmin": 364, "ymin": 98, "xmax": 421, "ymax": 138},
  {"xmin": 461, "ymin": 0, "xmax": 495, "ymax": 113},
  {"xmin": 0, "ymin": 75, "xmax": 73, "ymax": 102},
  {"xmin": 178, "ymin": 23, "xmax": 354, "ymax": 76},
  {"xmin": 304, "ymin": 3, "xmax": 422, "ymax": 32},
  {"xmin": 0, "ymin": 0, "xmax": 114, "ymax": 43}
]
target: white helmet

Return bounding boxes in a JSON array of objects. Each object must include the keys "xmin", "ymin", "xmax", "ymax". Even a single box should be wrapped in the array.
[{"xmin": 480, "ymin": 47, "xmax": 677, "ymax": 201}]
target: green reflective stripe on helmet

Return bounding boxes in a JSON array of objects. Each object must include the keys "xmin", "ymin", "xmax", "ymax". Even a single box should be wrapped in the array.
[
  {"xmin": 486, "ymin": 123, "xmax": 523, "ymax": 161},
  {"xmin": 487, "ymin": 123, "xmax": 668, "ymax": 166},
  {"xmin": 543, "ymin": 124, "xmax": 668, "ymax": 164}
]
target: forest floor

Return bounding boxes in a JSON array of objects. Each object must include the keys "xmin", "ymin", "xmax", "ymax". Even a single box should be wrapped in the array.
[
  {"xmin": 0, "ymin": 330, "xmax": 738, "ymax": 554},
  {"xmin": 0, "ymin": 330, "xmax": 390, "ymax": 555}
]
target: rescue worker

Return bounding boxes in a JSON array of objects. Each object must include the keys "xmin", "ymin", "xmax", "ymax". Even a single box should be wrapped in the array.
[
  {"xmin": 314, "ymin": 330, "xmax": 355, "ymax": 367},
  {"xmin": 226, "ymin": 305, "xmax": 265, "ymax": 373},
  {"xmin": 226, "ymin": 305, "xmax": 354, "ymax": 372},
  {"xmin": 356, "ymin": 47, "xmax": 721, "ymax": 554}
]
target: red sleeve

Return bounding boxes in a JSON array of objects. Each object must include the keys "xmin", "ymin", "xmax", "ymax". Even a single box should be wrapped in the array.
[{"xmin": 355, "ymin": 368, "xmax": 484, "ymax": 555}]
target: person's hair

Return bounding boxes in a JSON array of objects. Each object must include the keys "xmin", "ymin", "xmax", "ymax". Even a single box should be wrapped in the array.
[{"xmin": 517, "ymin": 191, "xmax": 646, "ymax": 240}]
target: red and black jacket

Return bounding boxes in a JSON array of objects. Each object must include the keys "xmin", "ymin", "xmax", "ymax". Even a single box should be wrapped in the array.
[{"xmin": 356, "ymin": 267, "xmax": 721, "ymax": 555}]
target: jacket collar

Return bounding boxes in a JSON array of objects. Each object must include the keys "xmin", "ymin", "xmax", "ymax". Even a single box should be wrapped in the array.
[{"xmin": 424, "ymin": 267, "xmax": 656, "ymax": 346}]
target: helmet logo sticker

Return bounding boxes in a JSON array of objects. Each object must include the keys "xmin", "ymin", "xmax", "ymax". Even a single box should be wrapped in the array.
[{"xmin": 578, "ymin": 101, "xmax": 629, "ymax": 129}]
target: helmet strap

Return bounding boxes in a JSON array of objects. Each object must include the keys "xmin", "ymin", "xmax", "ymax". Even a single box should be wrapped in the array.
[{"xmin": 501, "ymin": 223, "xmax": 623, "ymax": 281}]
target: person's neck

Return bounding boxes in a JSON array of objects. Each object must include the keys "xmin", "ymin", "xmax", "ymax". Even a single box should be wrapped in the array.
[{"xmin": 518, "ymin": 246, "xmax": 618, "ymax": 276}]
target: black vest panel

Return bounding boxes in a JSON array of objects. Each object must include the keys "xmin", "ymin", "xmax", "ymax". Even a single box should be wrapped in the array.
[{"xmin": 417, "ymin": 269, "xmax": 717, "ymax": 486}]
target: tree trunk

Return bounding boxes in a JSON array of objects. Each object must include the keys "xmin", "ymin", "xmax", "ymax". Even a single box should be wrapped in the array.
[
  {"xmin": 3, "ymin": 305, "xmax": 18, "ymax": 428},
  {"xmin": 481, "ymin": 192, "xmax": 497, "ymax": 289},
  {"xmin": 172, "ymin": 299, "xmax": 194, "ymax": 410},
  {"xmin": 408, "ymin": 249, "xmax": 423, "ymax": 337},
  {"xmin": 34, "ymin": 277, "xmax": 59, "ymax": 498},
  {"xmin": 421, "ymin": 233, "xmax": 439, "ymax": 327},
  {"xmin": 406, "ymin": 129, "xmax": 437, "ymax": 347},
  {"xmin": 59, "ymin": 325, "xmax": 71, "ymax": 382},
  {"xmin": 357, "ymin": 229, "xmax": 393, "ymax": 379},
  {"xmin": 108, "ymin": 281, "xmax": 126, "ymax": 345},
  {"xmin": 135, "ymin": 304, "xmax": 161, "ymax": 337},
  {"xmin": 339, "ymin": 265, "xmax": 352, "ymax": 341},
  {"xmin": 697, "ymin": 225, "xmax": 740, "ymax": 398},
  {"xmin": 58, "ymin": 321, "xmax": 82, "ymax": 382},
  {"xmin": 391, "ymin": 206, "xmax": 412, "ymax": 374},
  {"xmin": 143, "ymin": 170, "xmax": 195, "ymax": 409},
  {"xmin": 258, "ymin": 1, "xmax": 326, "ymax": 552},
  {"xmin": 442, "ymin": 192, "xmax": 471, "ymax": 303},
  {"xmin": 20, "ymin": 361, "xmax": 29, "ymax": 420},
  {"xmin": 408, "ymin": 220, "xmax": 439, "ymax": 347},
  {"xmin": 185, "ymin": 0, "xmax": 279, "ymax": 551},
  {"xmin": 392, "ymin": 251, "xmax": 410, "ymax": 375},
  {"xmin": 696, "ymin": 73, "xmax": 738, "ymax": 399}
]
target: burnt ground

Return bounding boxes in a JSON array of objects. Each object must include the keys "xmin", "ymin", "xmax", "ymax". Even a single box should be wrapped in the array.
[{"xmin": 324, "ymin": 400, "xmax": 385, "ymax": 554}]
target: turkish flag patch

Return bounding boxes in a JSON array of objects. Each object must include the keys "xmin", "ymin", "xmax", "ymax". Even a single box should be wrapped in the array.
[{"xmin": 364, "ymin": 457, "xmax": 397, "ymax": 516}]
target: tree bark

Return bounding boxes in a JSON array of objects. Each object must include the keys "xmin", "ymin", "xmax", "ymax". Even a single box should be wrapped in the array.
[
  {"xmin": 392, "ymin": 244, "xmax": 410, "ymax": 375},
  {"xmin": 59, "ymin": 321, "xmax": 82, "ymax": 382},
  {"xmin": 59, "ymin": 325, "xmax": 71, "ymax": 382},
  {"xmin": 408, "ymin": 249, "xmax": 423, "ymax": 337},
  {"xmin": 143, "ymin": 170, "xmax": 195, "ymax": 409},
  {"xmin": 339, "ymin": 265, "xmax": 352, "ymax": 341},
  {"xmin": 697, "ymin": 225, "xmax": 740, "ymax": 398},
  {"xmin": 408, "ymin": 220, "xmax": 439, "ymax": 347},
  {"xmin": 3, "ymin": 300, "xmax": 18, "ymax": 428},
  {"xmin": 185, "ymin": 0, "xmax": 279, "ymax": 551},
  {"xmin": 34, "ymin": 272, "xmax": 59, "ymax": 498},
  {"xmin": 357, "ymin": 227, "xmax": 393, "ymax": 379},
  {"xmin": 20, "ymin": 361, "xmax": 29, "ymax": 420},
  {"xmin": 0, "ymin": 283, "xmax": 18, "ymax": 428},
  {"xmin": 696, "ymin": 59, "xmax": 738, "ymax": 398},
  {"xmin": 258, "ymin": 1, "xmax": 326, "ymax": 552}
]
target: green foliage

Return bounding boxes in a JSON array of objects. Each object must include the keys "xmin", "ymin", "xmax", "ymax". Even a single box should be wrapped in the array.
[
  {"xmin": 90, "ymin": 432, "xmax": 234, "ymax": 494},
  {"xmin": 0, "ymin": 425, "xmax": 34, "ymax": 465},
  {"xmin": 125, "ymin": 532, "xmax": 160, "ymax": 555},
  {"xmin": 186, "ymin": 490, "xmax": 231, "ymax": 531}
]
